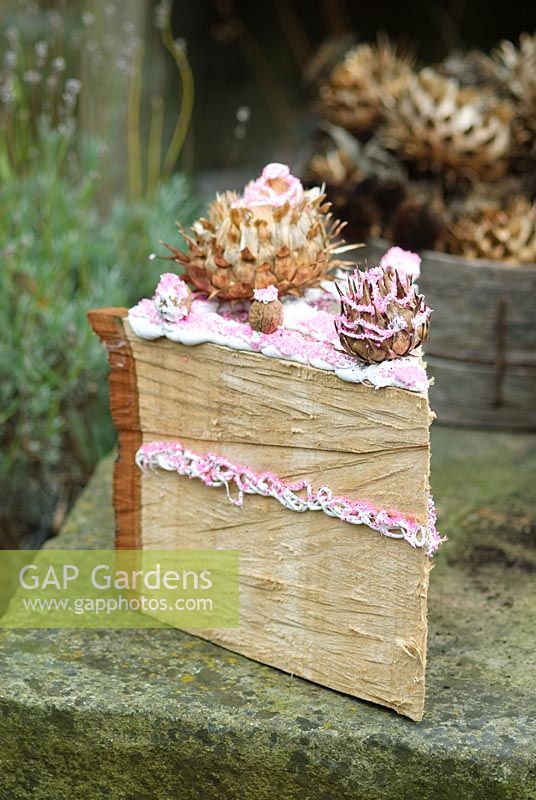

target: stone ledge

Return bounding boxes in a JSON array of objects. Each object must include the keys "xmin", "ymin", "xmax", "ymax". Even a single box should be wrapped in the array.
[{"xmin": 1, "ymin": 428, "xmax": 535, "ymax": 800}]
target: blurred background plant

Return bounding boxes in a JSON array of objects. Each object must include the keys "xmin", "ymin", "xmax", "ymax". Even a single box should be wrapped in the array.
[
  {"xmin": 0, "ymin": 0, "xmax": 199, "ymax": 547},
  {"xmin": 302, "ymin": 33, "xmax": 536, "ymax": 261}
]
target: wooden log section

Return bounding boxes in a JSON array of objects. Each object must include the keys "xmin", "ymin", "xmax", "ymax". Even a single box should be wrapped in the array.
[
  {"xmin": 89, "ymin": 309, "xmax": 434, "ymax": 720},
  {"xmin": 88, "ymin": 308, "xmax": 142, "ymax": 549}
]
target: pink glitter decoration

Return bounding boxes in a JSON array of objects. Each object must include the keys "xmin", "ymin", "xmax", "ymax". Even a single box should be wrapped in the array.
[
  {"xmin": 130, "ymin": 298, "xmax": 162, "ymax": 326},
  {"xmin": 253, "ymin": 286, "xmax": 279, "ymax": 303},
  {"xmin": 242, "ymin": 163, "xmax": 304, "ymax": 208},
  {"xmin": 128, "ymin": 294, "xmax": 430, "ymax": 393},
  {"xmin": 153, "ymin": 272, "xmax": 191, "ymax": 322},
  {"xmin": 377, "ymin": 359, "xmax": 429, "ymax": 387},
  {"xmin": 136, "ymin": 440, "xmax": 443, "ymax": 555},
  {"xmin": 380, "ymin": 247, "xmax": 422, "ymax": 280}
]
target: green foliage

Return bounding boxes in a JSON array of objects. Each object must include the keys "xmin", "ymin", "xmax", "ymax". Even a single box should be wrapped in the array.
[
  {"xmin": 0, "ymin": 135, "xmax": 200, "ymax": 545},
  {"xmin": 0, "ymin": 4, "xmax": 200, "ymax": 545}
]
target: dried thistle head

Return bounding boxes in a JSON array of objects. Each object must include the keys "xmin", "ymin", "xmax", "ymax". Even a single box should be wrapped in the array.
[
  {"xmin": 163, "ymin": 164, "xmax": 348, "ymax": 301},
  {"xmin": 442, "ymin": 197, "xmax": 536, "ymax": 265},
  {"xmin": 317, "ymin": 37, "xmax": 414, "ymax": 138},
  {"xmin": 335, "ymin": 265, "xmax": 431, "ymax": 363},
  {"xmin": 381, "ymin": 67, "xmax": 515, "ymax": 185}
]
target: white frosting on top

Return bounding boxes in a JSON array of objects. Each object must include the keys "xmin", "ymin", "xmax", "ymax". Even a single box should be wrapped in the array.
[{"xmin": 128, "ymin": 287, "xmax": 429, "ymax": 395}]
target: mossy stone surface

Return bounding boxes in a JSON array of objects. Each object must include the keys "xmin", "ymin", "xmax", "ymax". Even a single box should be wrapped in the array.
[{"xmin": 1, "ymin": 428, "xmax": 535, "ymax": 799}]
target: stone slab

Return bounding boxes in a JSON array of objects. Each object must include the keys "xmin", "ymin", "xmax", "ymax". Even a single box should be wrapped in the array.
[{"xmin": 1, "ymin": 428, "xmax": 535, "ymax": 799}]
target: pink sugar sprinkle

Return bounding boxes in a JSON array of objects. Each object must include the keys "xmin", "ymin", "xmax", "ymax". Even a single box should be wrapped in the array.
[
  {"xmin": 242, "ymin": 163, "xmax": 304, "ymax": 208},
  {"xmin": 253, "ymin": 286, "xmax": 279, "ymax": 303},
  {"xmin": 344, "ymin": 266, "xmax": 415, "ymax": 315},
  {"xmin": 155, "ymin": 272, "xmax": 189, "ymax": 298},
  {"xmin": 128, "ymin": 294, "xmax": 429, "ymax": 393},
  {"xmin": 153, "ymin": 272, "xmax": 191, "ymax": 322},
  {"xmin": 426, "ymin": 496, "xmax": 444, "ymax": 555},
  {"xmin": 291, "ymin": 307, "xmax": 338, "ymax": 346},
  {"xmin": 378, "ymin": 360, "xmax": 427, "ymax": 386},
  {"xmin": 130, "ymin": 298, "xmax": 162, "ymax": 325},
  {"xmin": 380, "ymin": 247, "xmax": 421, "ymax": 280}
]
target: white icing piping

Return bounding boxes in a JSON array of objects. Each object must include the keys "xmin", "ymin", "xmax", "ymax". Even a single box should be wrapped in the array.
[
  {"xmin": 127, "ymin": 295, "xmax": 429, "ymax": 395},
  {"xmin": 136, "ymin": 441, "xmax": 443, "ymax": 555}
]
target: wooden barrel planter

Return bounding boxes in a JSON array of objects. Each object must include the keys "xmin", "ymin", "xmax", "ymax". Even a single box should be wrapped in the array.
[{"xmin": 360, "ymin": 239, "xmax": 536, "ymax": 430}]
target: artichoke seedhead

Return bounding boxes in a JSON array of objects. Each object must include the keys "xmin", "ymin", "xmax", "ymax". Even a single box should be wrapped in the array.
[
  {"xmin": 335, "ymin": 265, "xmax": 431, "ymax": 363},
  {"xmin": 161, "ymin": 164, "xmax": 348, "ymax": 301}
]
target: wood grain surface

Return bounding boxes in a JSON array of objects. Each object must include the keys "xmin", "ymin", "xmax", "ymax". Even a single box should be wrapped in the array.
[
  {"xmin": 91, "ymin": 310, "xmax": 433, "ymax": 720},
  {"xmin": 141, "ymin": 472, "xmax": 431, "ymax": 721},
  {"xmin": 127, "ymin": 325, "xmax": 432, "ymax": 523}
]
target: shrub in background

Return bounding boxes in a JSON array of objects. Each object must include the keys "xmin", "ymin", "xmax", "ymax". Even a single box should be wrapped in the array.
[
  {"xmin": 0, "ymin": 3, "xmax": 199, "ymax": 547},
  {"xmin": 0, "ymin": 138, "xmax": 199, "ymax": 546}
]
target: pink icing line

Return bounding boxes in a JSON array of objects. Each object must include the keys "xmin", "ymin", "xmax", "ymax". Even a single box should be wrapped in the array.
[{"xmin": 136, "ymin": 441, "xmax": 443, "ymax": 555}]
